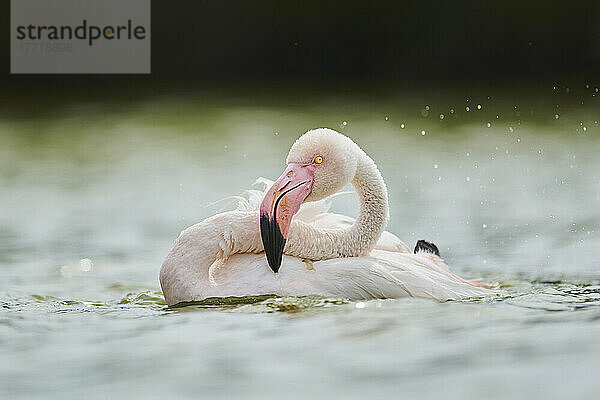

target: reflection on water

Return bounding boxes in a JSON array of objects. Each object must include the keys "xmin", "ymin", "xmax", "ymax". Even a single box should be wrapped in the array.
[{"xmin": 1, "ymin": 86, "xmax": 599, "ymax": 398}]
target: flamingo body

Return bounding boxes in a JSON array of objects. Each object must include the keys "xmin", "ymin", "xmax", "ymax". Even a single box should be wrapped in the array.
[{"xmin": 160, "ymin": 176, "xmax": 491, "ymax": 305}]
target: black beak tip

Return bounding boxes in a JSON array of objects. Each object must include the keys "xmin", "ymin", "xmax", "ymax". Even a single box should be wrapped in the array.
[{"xmin": 260, "ymin": 214, "xmax": 286, "ymax": 274}]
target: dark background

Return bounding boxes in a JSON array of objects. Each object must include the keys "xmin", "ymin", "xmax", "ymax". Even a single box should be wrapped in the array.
[
  {"xmin": 0, "ymin": 0, "xmax": 599, "ymax": 108},
  {"xmin": 145, "ymin": 0, "xmax": 599, "ymax": 81},
  {"xmin": 2, "ymin": 1, "xmax": 599, "ymax": 83}
]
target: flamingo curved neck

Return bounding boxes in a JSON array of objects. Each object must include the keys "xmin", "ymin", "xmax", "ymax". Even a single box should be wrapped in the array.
[
  {"xmin": 286, "ymin": 151, "xmax": 389, "ymax": 259},
  {"xmin": 349, "ymin": 151, "xmax": 390, "ymax": 254}
]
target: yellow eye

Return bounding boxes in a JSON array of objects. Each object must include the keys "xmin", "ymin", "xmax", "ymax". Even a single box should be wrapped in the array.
[{"xmin": 314, "ymin": 156, "xmax": 323, "ymax": 164}]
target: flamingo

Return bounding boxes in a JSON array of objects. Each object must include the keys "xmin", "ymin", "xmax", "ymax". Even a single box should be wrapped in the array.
[{"xmin": 160, "ymin": 128, "xmax": 491, "ymax": 306}]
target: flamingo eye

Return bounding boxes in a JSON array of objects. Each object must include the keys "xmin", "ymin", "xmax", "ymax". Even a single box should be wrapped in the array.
[{"xmin": 313, "ymin": 156, "xmax": 323, "ymax": 164}]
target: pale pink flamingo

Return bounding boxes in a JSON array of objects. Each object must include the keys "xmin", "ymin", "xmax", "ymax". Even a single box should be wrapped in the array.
[{"xmin": 160, "ymin": 128, "xmax": 491, "ymax": 306}]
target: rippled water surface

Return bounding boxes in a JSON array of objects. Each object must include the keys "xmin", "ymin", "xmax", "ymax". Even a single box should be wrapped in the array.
[{"xmin": 1, "ymin": 86, "xmax": 599, "ymax": 398}]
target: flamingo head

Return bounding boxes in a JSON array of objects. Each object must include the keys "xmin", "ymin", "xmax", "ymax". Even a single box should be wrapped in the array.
[{"xmin": 259, "ymin": 128, "xmax": 360, "ymax": 272}]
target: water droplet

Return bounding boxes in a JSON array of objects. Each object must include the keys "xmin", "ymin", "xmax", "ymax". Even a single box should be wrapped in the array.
[
  {"xmin": 385, "ymin": 116, "xmax": 389, "ymax": 121},
  {"xmin": 425, "ymin": 105, "xmax": 430, "ymax": 110},
  {"xmin": 421, "ymin": 130, "xmax": 426, "ymax": 136},
  {"xmin": 466, "ymin": 176, "xmax": 471, "ymax": 182},
  {"xmin": 555, "ymin": 114, "xmax": 560, "ymax": 119},
  {"xmin": 439, "ymin": 113, "xmax": 445, "ymax": 120},
  {"xmin": 433, "ymin": 164, "xmax": 439, "ymax": 169},
  {"xmin": 583, "ymin": 126, "xmax": 587, "ymax": 132},
  {"xmin": 486, "ymin": 122, "xmax": 491, "ymax": 128},
  {"xmin": 477, "ymin": 104, "xmax": 482, "ymax": 110},
  {"xmin": 450, "ymin": 108, "xmax": 455, "ymax": 114},
  {"xmin": 482, "ymin": 224, "xmax": 487, "ymax": 229},
  {"xmin": 355, "ymin": 302, "xmax": 366, "ymax": 309},
  {"xmin": 509, "ymin": 127, "xmax": 514, "ymax": 133},
  {"xmin": 274, "ymin": 131, "xmax": 279, "ymax": 136},
  {"xmin": 342, "ymin": 121, "xmax": 347, "ymax": 126},
  {"xmin": 400, "ymin": 123, "xmax": 405, "ymax": 129},
  {"xmin": 80, "ymin": 258, "xmax": 93, "ymax": 272}
]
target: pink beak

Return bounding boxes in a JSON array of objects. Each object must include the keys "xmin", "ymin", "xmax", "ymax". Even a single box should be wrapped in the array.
[{"xmin": 259, "ymin": 163, "xmax": 315, "ymax": 272}]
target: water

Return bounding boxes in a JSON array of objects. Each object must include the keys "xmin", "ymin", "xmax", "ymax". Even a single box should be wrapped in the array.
[{"xmin": 1, "ymin": 85, "xmax": 600, "ymax": 398}]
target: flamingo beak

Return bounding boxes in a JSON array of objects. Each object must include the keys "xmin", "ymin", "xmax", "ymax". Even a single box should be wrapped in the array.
[{"xmin": 259, "ymin": 163, "xmax": 315, "ymax": 272}]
